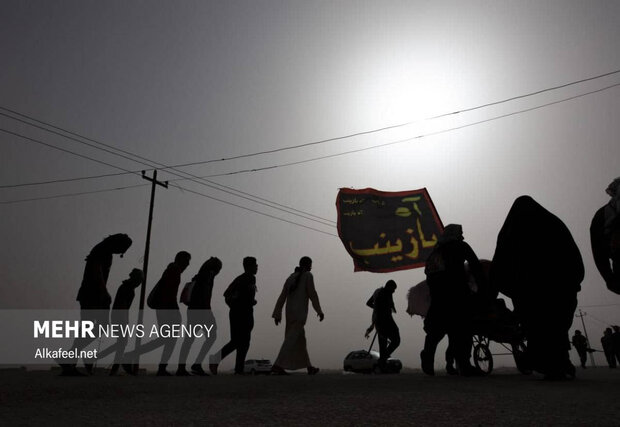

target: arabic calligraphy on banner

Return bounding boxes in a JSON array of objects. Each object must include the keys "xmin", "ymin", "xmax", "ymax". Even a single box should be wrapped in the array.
[{"xmin": 336, "ymin": 188, "xmax": 444, "ymax": 273}]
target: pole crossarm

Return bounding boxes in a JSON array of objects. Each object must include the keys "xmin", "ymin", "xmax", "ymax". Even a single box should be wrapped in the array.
[{"xmin": 141, "ymin": 170, "xmax": 169, "ymax": 189}]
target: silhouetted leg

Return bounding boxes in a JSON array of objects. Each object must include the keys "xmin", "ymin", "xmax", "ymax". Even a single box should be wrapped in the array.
[
  {"xmin": 421, "ymin": 333, "xmax": 443, "ymax": 376},
  {"xmin": 378, "ymin": 334, "xmax": 388, "ymax": 365},
  {"xmin": 534, "ymin": 294, "xmax": 577, "ymax": 379},
  {"xmin": 211, "ymin": 310, "xmax": 239, "ymax": 366},
  {"xmin": 97, "ymin": 335, "xmax": 128, "ymax": 365},
  {"xmin": 376, "ymin": 319, "xmax": 399, "ymax": 368},
  {"xmin": 445, "ymin": 305, "xmax": 474, "ymax": 375},
  {"xmin": 158, "ymin": 309, "xmax": 182, "ymax": 367},
  {"xmin": 128, "ymin": 336, "xmax": 166, "ymax": 357},
  {"xmin": 445, "ymin": 344, "xmax": 454, "ymax": 365},
  {"xmin": 385, "ymin": 327, "xmax": 400, "ymax": 359},
  {"xmin": 178, "ymin": 335, "xmax": 195, "ymax": 366},
  {"xmin": 447, "ymin": 330, "xmax": 466, "ymax": 373},
  {"xmin": 421, "ymin": 304, "xmax": 446, "ymax": 376},
  {"xmin": 603, "ymin": 348, "xmax": 616, "ymax": 368},
  {"xmin": 194, "ymin": 311, "xmax": 217, "ymax": 365},
  {"xmin": 218, "ymin": 341, "xmax": 236, "ymax": 362},
  {"xmin": 195, "ymin": 333, "xmax": 216, "ymax": 365},
  {"xmin": 445, "ymin": 344, "xmax": 458, "ymax": 375},
  {"xmin": 223, "ymin": 310, "xmax": 243, "ymax": 361},
  {"xmin": 60, "ymin": 309, "xmax": 108, "ymax": 375},
  {"xmin": 98, "ymin": 314, "xmax": 129, "ymax": 361},
  {"xmin": 178, "ymin": 309, "xmax": 197, "ymax": 367},
  {"xmin": 126, "ymin": 310, "xmax": 175, "ymax": 359},
  {"xmin": 234, "ymin": 313, "xmax": 253, "ymax": 374},
  {"xmin": 113, "ymin": 336, "xmax": 128, "ymax": 366},
  {"xmin": 578, "ymin": 350, "xmax": 587, "ymax": 368},
  {"xmin": 235, "ymin": 337, "xmax": 250, "ymax": 374}
]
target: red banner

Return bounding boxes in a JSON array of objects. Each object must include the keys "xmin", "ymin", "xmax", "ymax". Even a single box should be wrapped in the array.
[{"xmin": 336, "ymin": 188, "xmax": 443, "ymax": 273}]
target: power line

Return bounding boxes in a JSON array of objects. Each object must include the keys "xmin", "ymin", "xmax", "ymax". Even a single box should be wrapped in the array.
[
  {"xmin": 197, "ymin": 82, "xmax": 620, "ymax": 178},
  {"xmin": 3, "ymin": 67, "xmax": 620, "ymax": 187},
  {"xmin": 0, "ymin": 122, "xmax": 336, "ymax": 231},
  {"xmin": 124, "ymin": 68, "xmax": 620, "ymax": 170},
  {"xmin": 0, "ymin": 183, "xmax": 148, "ymax": 204},
  {"xmin": 0, "ymin": 111, "xmax": 160, "ymax": 171},
  {"xmin": 586, "ymin": 312, "xmax": 617, "ymax": 328},
  {"xmin": 0, "ymin": 176, "xmax": 337, "ymax": 237},
  {"xmin": 167, "ymin": 183, "xmax": 338, "ymax": 237},
  {"xmin": 4, "ymin": 81, "xmax": 619, "ymax": 207},
  {"xmin": 0, "ymin": 128, "xmax": 139, "ymax": 176},
  {"xmin": 0, "ymin": 170, "xmax": 133, "ymax": 189},
  {"xmin": 0, "ymin": 120, "xmax": 335, "ymax": 226},
  {"xmin": 578, "ymin": 303, "xmax": 620, "ymax": 308},
  {"xmin": 0, "ymin": 167, "xmax": 337, "ymax": 237}
]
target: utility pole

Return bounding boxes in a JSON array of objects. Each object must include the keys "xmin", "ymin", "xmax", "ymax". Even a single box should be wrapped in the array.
[
  {"xmin": 133, "ymin": 170, "xmax": 168, "ymax": 372},
  {"xmin": 575, "ymin": 309, "xmax": 596, "ymax": 367}
]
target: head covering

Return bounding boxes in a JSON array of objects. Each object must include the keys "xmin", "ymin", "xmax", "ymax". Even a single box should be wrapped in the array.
[
  {"xmin": 107, "ymin": 233, "xmax": 132, "ymax": 256},
  {"xmin": 87, "ymin": 233, "xmax": 132, "ymax": 260},
  {"xmin": 491, "ymin": 195, "xmax": 584, "ymax": 297},
  {"xmin": 605, "ymin": 177, "xmax": 620, "ymax": 198},
  {"xmin": 438, "ymin": 224, "xmax": 463, "ymax": 245},
  {"xmin": 129, "ymin": 268, "xmax": 144, "ymax": 282}
]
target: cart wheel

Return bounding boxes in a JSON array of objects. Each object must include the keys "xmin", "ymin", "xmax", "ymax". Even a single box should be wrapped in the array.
[
  {"xmin": 512, "ymin": 340, "xmax": 532, "ymax": 375},
  {"xmin": 473, "ymin": 334, "xmax": 489, "ymax": 346},
  {"xmin": 473, "ymin": 343, "xmax": 493, "ymax": 375}
]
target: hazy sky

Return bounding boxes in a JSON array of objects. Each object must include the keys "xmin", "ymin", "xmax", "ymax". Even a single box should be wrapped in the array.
[{"xmin": 1, "ymin": 1, "xmax": 620, "ymax": 369}]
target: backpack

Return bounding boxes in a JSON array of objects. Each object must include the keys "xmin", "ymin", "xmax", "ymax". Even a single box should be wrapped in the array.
[
  {"xmin": 146, "ymin": 283, "xmax": 159, "ymax": 309},
  {"xmin": 179, "ymin": 280, "xmax": 196, "ymax": 306},
  {"xmin": 424, "ymin": 249, "xmax": 446, "ymax": 277}
]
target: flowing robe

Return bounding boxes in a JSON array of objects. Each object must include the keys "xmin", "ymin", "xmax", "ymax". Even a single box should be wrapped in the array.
[
  {"xmin": 491, "ymin": 195, "xmax": 584, "ymax": 377},
  {"xmin": 272, "ymin": 271, "xmax": 323, "ymax": 370}
]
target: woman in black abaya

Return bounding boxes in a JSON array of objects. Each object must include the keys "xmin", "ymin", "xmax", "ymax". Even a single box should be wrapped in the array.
[{"xmin": 491, "ymin": 196, "xmax": 584, "ymax": 380}]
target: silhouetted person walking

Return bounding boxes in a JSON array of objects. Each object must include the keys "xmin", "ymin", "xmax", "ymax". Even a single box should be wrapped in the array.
[
  {"xmin": 271, "ymin": 257, "xmax": 324, "ymax": 375},
  {"xmin": 422, "ymin": 224, "xmax": 485, "ymax": 376},
  {"xmin": 367, "ymin": 280, "xmax": 400, "ymax": 372},
  {"xmin": 590, "ymin": 177, "xmax": 620, "ymax": 295},
  {"xmin": 177, "ymin": 257, "xmax": 222, "ymax": 376},
  {"xmin": 127, "ymin": 251, "xmax": 191, "ymax": 376},
  {"xmin": 97, "ymin": 268, "xmax": 143, "ymax": 375},
  {"xmin": 492, "ymin": 196, "xmax": 584, "ymax": 380},
  {"xmin": 571, "ymin": 330, "xmax": 588, "ymax": 369},
  {"xmin": 60, "ymin": 233, "xmax": 132, "ymax": 376},
  {"xmin": 601, "ymin": 328, "xmax": 616, "ymax": 368},
  {"xmin": 209, "ymin": 257, "xmax": 257, "ymax": 375}
]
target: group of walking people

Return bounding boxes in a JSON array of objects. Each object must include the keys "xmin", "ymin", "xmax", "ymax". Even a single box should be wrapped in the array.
[
  {"xmin": 395, "ymin": 177, "xmax": 620, "ymax": 380},
  {"xmin": 59, "ymin": 176, "xmax": 619, "ymax": 379},
  {"xmin": 60, "ymin": 244, "xmax": 324, "ymax": 377},
  {"xmin": 571, "ymin": 327, "xmax": 620, "ymax": 370}
]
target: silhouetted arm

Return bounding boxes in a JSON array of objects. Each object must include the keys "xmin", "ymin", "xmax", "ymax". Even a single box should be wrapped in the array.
[
  {"xmin": 223, "ymin": 276, "xmax": 240, "ymax": 307},
  {"xmin": 93, "ymin": 261, "xmax": 111, "ymax": 306},
  {"xmin": 590, "ymin": 208, "xmax": 614, "ymax": 284},
  {"xmin": 366, "ymin": 294, "xmax": 375, "ymax": 309},
  {"xmin": 306, "ymin": 273, "xmax": 324, "ymax": 320},
  {"xmin": 463, "ymin": 242, "xmax": 486, "ymax": 291},
  {"xmin": 272, "ymin": 281, "xmax": 288, "ymax": 324}
]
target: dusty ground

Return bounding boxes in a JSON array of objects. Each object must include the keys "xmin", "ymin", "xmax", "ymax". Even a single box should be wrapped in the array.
[{"xmin": 0, "ymin": 367, "xmax": 619, "ymax": 426}]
